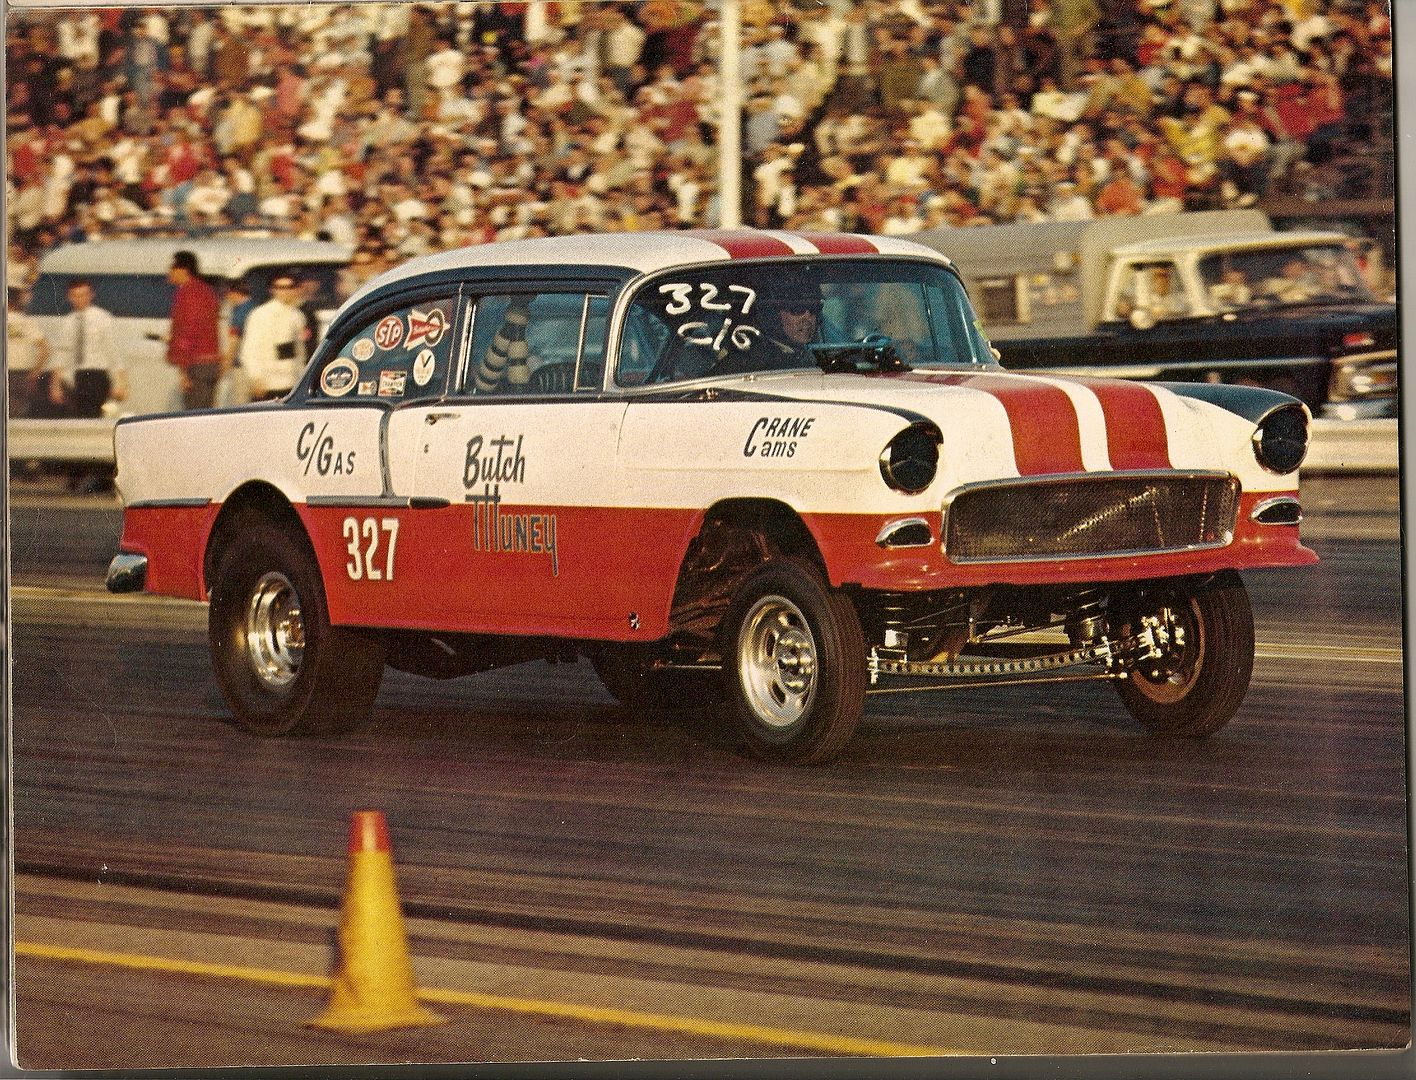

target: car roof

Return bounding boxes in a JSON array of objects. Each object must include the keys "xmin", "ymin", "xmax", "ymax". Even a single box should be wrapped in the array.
[
  {"xmin": 37, "ymin": 237, "xmax": 354, "ymax": 279},
  {"xmin": 345, "ymin": 230, "xmax": 952, "ymax": 308},
  {"xmin": 1112, "ymin": 230, "xmax": 1351, "ymax": 259}
]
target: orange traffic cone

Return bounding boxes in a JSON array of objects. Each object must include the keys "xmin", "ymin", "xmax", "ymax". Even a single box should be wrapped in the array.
[{"xmin": 309, "ymin": 810, "xmax": 445, "ymax": 1033}]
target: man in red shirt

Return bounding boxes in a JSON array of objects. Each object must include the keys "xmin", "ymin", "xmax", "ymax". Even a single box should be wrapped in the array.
[{"xmin": 167, "ymin": 250, "xmax": 223, "ymax": 409}]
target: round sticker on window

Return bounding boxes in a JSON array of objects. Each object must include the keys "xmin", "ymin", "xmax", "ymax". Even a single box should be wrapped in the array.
[
  {"xmin": 374, "ymin": 314, "xmax": 404, "ymax": 350},
  {"xmin": 413, "ymin": 348, "xmax": 437, "ymax": 387},
  {"xmin": 320, "ymin": 357, "xmax": 359, "ymax": 397},
  {"xmin": 351, "ymin": 338, "xmax": 375, "ymax": 362}
]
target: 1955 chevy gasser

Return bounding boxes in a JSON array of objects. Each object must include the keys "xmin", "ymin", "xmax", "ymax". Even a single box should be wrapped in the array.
[{"xmin": 108, "ymin": 231, "xmax": 1314, "ymax": 763}]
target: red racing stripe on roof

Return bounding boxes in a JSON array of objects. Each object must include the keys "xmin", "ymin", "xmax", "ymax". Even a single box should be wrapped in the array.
[
  {"xmin": 683, "ymin": 230, "xmax": 797, "ymax": 259},
  {"xmin": 1059, "ymin": 377, "xmax": 1173, "ymax": 470},
  {"xmin": 900, "ymin": 372, "xmax": 1085, "ymax": 476},
  {"xmin": 794, "ymin": 233, "xmax": 878, "ymax": 255}
]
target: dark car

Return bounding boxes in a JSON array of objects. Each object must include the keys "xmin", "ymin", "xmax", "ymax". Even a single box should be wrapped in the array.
[{"xmin": 917, "ymin": 212, "xmax": 1397, "ymax": 421}]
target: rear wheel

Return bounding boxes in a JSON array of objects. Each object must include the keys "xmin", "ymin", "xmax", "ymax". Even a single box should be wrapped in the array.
[
  {"xmin": 1115, "ymin": 571, "xmax": 1253, "ymax": 737},
  {"xmin": 209, "ymin": 520, "xmax": 384, "ymax": 736},
  {"xmin": 720, "ymin": 558, "xmax": 866, "ymax": 764}
]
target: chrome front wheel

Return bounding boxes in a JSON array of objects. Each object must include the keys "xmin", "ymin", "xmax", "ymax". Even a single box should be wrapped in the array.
[
  {"xmin": 721, "ymin": 557, "xmax": 866, "ymax": 765},
  {"xmin": 1115, "ymin": 571, "xmax": 1253, "ymax": 737},
  {"xmin": 738, "ymin": 594, "xmax": 819, "ymax": 729}
]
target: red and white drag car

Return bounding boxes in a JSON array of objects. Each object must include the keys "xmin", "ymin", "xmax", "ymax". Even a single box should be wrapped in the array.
[{"xmin": 108, "ymin": 231, "xmax": 1315, "ymax": 763}]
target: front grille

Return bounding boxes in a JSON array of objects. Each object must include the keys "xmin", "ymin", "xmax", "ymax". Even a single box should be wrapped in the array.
[{"xmin": 944, "ymin": 473, "xmax": 1239, "ymax": 563}]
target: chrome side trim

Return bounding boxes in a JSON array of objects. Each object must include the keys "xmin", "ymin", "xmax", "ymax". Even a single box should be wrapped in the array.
[
  {"xmin": 875, "ymin": 517, "xmax": 934, "ymax": 548},
  {"xmin": 106, "ymin": 552, "xmax": 148, "ymax": 593},
  {"xmin": 1251, "ymin": 496, "xmax": 1302, "ymax": 526},
  {"xmin": 128, "ymin": 498, "xmax": 210, "ymax": 509},
  {"xmin": 306, "ymin": 495, "xmax": 417, "ymax": 508}
]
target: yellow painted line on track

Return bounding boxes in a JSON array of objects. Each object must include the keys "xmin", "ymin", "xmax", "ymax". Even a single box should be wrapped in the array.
[{"xmin": 15, "ymin": 940, "xmax": 957, "ymax": 1058}]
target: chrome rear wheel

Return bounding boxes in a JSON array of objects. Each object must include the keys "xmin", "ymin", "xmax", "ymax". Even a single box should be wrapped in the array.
[{"xmin": 245, "ymin": 571, "xmax": 305, "ymax": 688}]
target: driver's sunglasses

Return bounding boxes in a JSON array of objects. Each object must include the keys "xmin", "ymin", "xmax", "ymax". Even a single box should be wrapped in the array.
[{"xmin": 780, "ymin": 303, "xmax": 821, "ymax": 316}]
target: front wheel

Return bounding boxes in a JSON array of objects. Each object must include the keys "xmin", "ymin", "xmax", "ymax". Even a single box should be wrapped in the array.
[
  {"xmin": 209, "ymin": 519, "xmax": 385, "ymax": 736},
  {"xmin": 719, "ymin": 558, "xmax": 866, "ymax": 765},
  {"xmin": 1115, "ymin": 570, "xmax": 1254, "ymax": 737}
]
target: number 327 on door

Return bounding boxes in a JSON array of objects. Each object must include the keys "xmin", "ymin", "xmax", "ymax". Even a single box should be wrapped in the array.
[{"xmin": 343, "ymin": 517, "xmax": 399, "ymax": 581}]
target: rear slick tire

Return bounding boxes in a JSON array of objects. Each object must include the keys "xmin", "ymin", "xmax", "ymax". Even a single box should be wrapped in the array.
[
  {"xmin": 720, "ymin": 557, "xmax": 866, "ymax": 765},
  {"xmin": 208, "ymin": 520, "xmax": 384, "ymax": 737},
  {"xmin": 1115, "ymin": 570, "xmax": 1254, "ymax": 737}
]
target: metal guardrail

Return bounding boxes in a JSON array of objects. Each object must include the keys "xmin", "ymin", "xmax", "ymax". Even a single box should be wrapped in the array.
[
  {"xmin": 6, "ymin": 416, "xmax": 1399, "ymax": 473},
  {"xmin": 9, "ymin": 417, "xmax": 118, "ymax": 463}
]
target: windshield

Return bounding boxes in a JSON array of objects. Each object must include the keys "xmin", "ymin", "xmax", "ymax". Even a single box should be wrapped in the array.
[
  {"xmin": 1198, "ymin": 244, "xmax": 1374, "ymax": 311},
  {"xmin": 617, "ymin": 258, "xmax": 992, "ymax": 386}
]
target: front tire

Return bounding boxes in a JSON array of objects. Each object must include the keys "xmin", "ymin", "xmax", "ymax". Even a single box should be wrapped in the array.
[
  {"xmin": 1115, "ymin": 571, "xmax": 1254, "ymax": 737},
  {"xmin": 209, "ymin": 519, "xmax": 385, "ymax": 736},
  {"xmin": 720, "ymin": 558, "xmax": 866, "ymax": 764}
]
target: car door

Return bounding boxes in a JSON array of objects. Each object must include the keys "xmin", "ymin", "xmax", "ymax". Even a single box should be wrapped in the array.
[
  {"xmin": 296, "ymin": 284, "xmax": 465, "ymax": 628},
  {"xmin": 400, "ymin": 286, "xmax": 632, "ymax": 638}
]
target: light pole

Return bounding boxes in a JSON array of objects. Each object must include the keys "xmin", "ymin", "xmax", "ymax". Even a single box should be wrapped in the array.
[{"xmin": 718, "ymin": 0, "xmax": 742, "ymax": 228}]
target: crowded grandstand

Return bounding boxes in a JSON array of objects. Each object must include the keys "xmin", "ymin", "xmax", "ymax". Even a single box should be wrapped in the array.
[{"xmin": 5, "ymin": 0, "xmax": 1395, "ymax": 292}]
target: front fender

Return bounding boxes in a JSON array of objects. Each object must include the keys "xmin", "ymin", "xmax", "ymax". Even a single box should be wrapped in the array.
[{"xmin": 1153, "ymin": 381, "xmax": 1303, "ymax": 424}]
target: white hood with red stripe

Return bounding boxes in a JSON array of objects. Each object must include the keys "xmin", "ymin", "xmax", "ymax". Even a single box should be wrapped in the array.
[{"xmin": 700, "ymin": 367, "xmax": 1290, "ymax": 499}]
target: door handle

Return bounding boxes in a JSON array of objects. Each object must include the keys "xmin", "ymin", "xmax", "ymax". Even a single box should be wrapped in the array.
[{"xmin": 424, "ymin": 411, "xmax": 458, "ymax": 425}]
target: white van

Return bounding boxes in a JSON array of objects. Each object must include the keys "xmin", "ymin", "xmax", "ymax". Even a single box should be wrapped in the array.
[{"xmin": 25, "ymin": 237, "xmax": 352, "ymax": 416}]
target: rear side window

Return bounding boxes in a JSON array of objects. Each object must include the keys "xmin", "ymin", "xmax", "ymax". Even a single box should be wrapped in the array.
[
  {"xmin": 463, "ymin": 292, "xmax": 608, "ymax": 395},
  {"xmin": 311, "ymin": 294, "xmax": 458, "ymax": 402},
  {"xmin": 27, "ymin": 273, "xmax": 174, "ymax": 318}
]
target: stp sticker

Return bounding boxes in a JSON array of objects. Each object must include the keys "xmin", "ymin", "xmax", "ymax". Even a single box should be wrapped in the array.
[
  {"xmin": 406, "ymin": 307, "xmax": 447, "ymax": 348},
  {"xmin": 374, "ymin": 315, "xmax": 404, "ymax": 350},
  {"xmin": 320, "ymin": 357, "xmax": 359, "ymax": 397},
  {"xmin": 378, "ymin": 370, "xmax": 408, "ymax": 397},
  {"xmin": 412, "ymin": 349, "xmax": 436, "ymax": 386},
  {"xmin": 351, "ymin": 338, "xmax": 375, "ymax": 362}
]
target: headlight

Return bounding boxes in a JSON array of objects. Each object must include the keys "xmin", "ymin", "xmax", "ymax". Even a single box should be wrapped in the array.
[
  {"xmin": 1328, "ymin": 353, "xmax": 1398, "ymax": 402},
  {"xmin": 879, "ymin": 423, "xmax": 941, "ymax": 494},
  {"xmin": 1252, "ymin": 403, "xmax": 1309, "ymax": 474}
]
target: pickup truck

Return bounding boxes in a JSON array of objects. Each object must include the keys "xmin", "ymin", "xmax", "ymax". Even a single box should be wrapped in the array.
[{"xmin": 916, "ymin": 211, "xmax": 1396, "ymax": 420}]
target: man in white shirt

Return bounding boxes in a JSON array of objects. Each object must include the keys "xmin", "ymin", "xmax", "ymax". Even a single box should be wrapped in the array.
[
  {"xmin": 7, "ymin": 286, "xmax": 49, "ymax": 418},
  {"xmin": 48, "ymin": 279, "xmax": 127, "ymax": 418},
  {"xmin": 240, "ymin": 275, "xmax": 308, "ymax": 400}
]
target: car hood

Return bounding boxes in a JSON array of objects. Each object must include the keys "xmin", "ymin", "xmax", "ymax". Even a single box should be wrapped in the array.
[
  {"xmin": 1232, "ymin": 300, "xmax": 1397, "ymax": 339},
  {"xmin": 708, "ymin": 366, "xmax": 1276, "ymax": 491}
]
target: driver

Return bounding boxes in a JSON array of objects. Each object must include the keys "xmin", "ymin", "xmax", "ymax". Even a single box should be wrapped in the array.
[
  {"xmin": 1262, "ymin": 256, "xmax": 1320, "ymax": 303},
  {"xmin": 715, "ymin": 282, "xmax": 822, "ymax": 375}
]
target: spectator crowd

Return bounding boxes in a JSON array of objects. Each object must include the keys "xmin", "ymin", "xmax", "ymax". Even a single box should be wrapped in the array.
[{"xmin": 5, "ymin": 0, "xmax": 1395, "ymax": 285}]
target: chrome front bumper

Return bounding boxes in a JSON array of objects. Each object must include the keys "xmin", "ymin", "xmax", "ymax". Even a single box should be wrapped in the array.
[{"xmin": 106, "ymin": 552, "xmax": 148, "ymax": 593}]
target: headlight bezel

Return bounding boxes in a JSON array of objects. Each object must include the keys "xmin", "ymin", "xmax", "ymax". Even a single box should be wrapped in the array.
[
  {"xmin": 879, "ymin": 422, "xmax": 942, "ymax": 494},
  {"xmin": 1251, "ymin": 402, "xmax": 1310, "ymax": 475}
]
